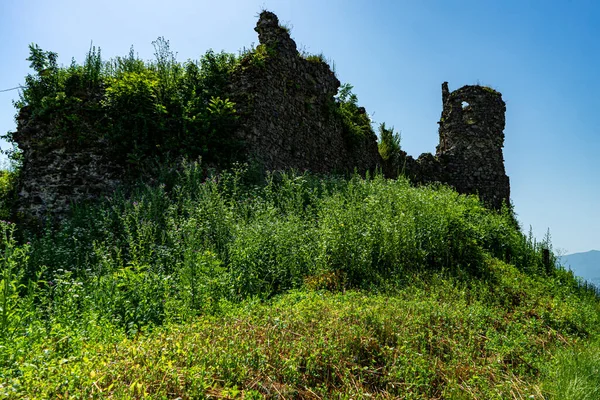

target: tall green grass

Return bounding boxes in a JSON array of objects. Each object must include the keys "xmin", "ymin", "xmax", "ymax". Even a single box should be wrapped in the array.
[
  {"xmin": 543, "ymin": 338, "xmax": 600, "ymax": 400},
  {"xmin": 21, "ymin": 163, "xmax": 556, "ymax": 327},
  {"xmin": 0, "ymin": 164, "xmax": 597, "ymax": 398},
  {"xmin": 2, "ymin": 162, "xmax": 574, "ymax": 337}
]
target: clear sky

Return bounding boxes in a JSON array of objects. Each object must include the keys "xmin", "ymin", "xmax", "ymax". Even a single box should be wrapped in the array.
[{"xmin": 1, "ymin": 0, "xmax": 598, "ymax": 254}]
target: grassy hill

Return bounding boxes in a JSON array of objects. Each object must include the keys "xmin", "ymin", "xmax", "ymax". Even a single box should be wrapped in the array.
[{"xmin": 0, "ymin": 164, "xmax": 599, "ymax": 399}]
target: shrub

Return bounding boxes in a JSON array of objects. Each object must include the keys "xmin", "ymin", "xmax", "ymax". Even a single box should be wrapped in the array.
[
  {"xmin": 0, "ymin": 170, "xmax": 18, "ymax": 221},
  {"xmin": 378, "ymin": 122, "xmax": 403, "ymax": 174},
  {"xmin": 9, "ymin": 42, "xmax": 245, "ymax": 176},
  {"xmin": 335, "ymin": 83, "xmax": 374, "ymax": 147}
]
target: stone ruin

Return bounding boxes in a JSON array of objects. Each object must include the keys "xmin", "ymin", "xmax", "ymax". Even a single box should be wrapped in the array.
[
  {"xmin": 10, "ymin": 11, "xmax": 510, "ymax": 224},
  {"xmin": 400, "ymin": 82, "xmax": 510, "ymax": 210},
  {"xmin": 228, "ymin": 11, "xmax": 380, "ymax": 174}
]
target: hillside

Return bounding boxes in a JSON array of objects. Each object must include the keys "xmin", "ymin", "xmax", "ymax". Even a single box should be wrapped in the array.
[
  {"xmin": 0, "ymin": 166, "xmax": 599, "ymax": 398},
  {"xmin": 561, "ymin": 250, "xmax": 600, "ymax": 287},
  {"xmin": 0, "ymin": 10, "xmax": 599, "ymax": 399}
]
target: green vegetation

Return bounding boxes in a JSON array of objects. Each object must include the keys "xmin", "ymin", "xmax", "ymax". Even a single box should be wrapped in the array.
[
  {"xmin": 335, "ymin": 83, "xmax": 376, "ymax": 147},
  {"xmin": 378, "ymin": 122, "xmax": 403, "ymax": 173},
  {"xmin": 1, "ymin": 30, "xmax": 599, "ymax": 398},
  {"xmin": 480, "ymin": 86, "xmax": 500, "ymax": 95},
  {"xmin": 238, "ymin": 43, "xmax": 277, "ymax": 69},
  {"xmin": 305, "ymin": 52, "xmax": 327, "ymax": 64},
  {"xmin": 543, "ymin": 338, "xmax": 600, "ymax": 399},
  {"xmin": 0, "ymin": 170, "xmax": 18, "ymax": 221},
  {"xmin": 10, "ymin": 41, "xmax": 242, "ymax": 171},
  {"xmin": 0, "ymin": 164, "xmax": 597, "ymax": 398},
  {"xmin": 8, "ymin": 41, "xmax": 379, "ymax": 172}
]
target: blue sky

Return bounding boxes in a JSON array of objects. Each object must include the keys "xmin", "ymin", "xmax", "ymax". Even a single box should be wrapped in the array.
[{"xmin": 0, "ymin": 0, "xmax": 598, "ymax": 254}]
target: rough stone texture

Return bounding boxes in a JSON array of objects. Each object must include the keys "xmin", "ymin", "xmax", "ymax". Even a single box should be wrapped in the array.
[
  {"xmin": 12, "ymin": 106, "xmax": 122, "ymax": 223},
  {"xmin": 398, "ymin": 82, "xmax": 510, "ymax": 210},
  {"xmin": 229, "ymin": 11, "xmax": 381, "ymax": 174},
  {"xmin": 10, "ymin": 12, "xmax": 511, "ymax": 224},
  {"xmin": 436, "ymin": 82, "xmax": 510, "ymax": 209}
]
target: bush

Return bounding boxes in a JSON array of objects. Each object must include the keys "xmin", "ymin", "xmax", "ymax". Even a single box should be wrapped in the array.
[
  {"xmin": 21, "ymin": 167, "xmax": 561, "ymax": 307},
  {"xmin": 335, "ymin": 83, "xmax": 374, "ymax": 147},
  {"xmin": 0, "ymin": 170, "xmax": 18, "ymax": 221},
  {"xmin": 378, "ymin": 122, "xmax": 403, "ymax": 173},
  {"xmin": 9, "ymin": 42, "xmax": 245, "ymax": 174}
]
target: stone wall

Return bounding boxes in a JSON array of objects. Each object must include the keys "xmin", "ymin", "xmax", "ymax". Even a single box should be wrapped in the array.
[
  {"xmin": 229, "ymin": 11, "xmax": 380, "ymax": 174},
  {"xmin": 436, "ymin": 82, "xmax": 510, "ymax": 209},
  {"xmin": 12, "ymin": 106, "xmax": 122, "ymax": 223},
  {"xmin": 10, "ymin": 11, "xmax": 511, "ymax": 224},
  {"xmin": 399, "ymin": 82, "xmax": 510, "ymax": 210}
]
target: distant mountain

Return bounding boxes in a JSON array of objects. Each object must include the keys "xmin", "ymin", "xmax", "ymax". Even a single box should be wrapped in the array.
[{"xmin": 560, "ymin": 250, "xmax": 600, "ymax": 287}]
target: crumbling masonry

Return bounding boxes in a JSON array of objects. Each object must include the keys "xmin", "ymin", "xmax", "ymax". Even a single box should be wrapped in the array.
[
  {"xmin": 227, "ymin": 11, "xmax": 380, "ymax": 174},
  {"xmin": 399, "ymin": 82, "xmax": 510, "ymax": 210},
  {"xmin": 11, "ymin": 11, "xmax": 510, "ymax": 223}
]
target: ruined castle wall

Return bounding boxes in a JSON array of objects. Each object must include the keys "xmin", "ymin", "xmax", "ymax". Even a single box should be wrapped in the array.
[
  {"xmin": 10, "ymin": 12, "xmax": 510, "ymax": 223},
  {"xmin": 229, "ymin": 11, "xmax": 380, "ymax": 174},
  {"xmin": 12, "ymin": 107, "xmax": 122, "ymax": 222},
  {"xmin": 390, "ymin": 82, "xmax": 510, "ymax": 210},
  {"xmin": 435, "ymin": 83, "xmax": 510, "ymax": 209},
  {"xmin": 11, "ymin": 11, "xmax": 381, "ymax": 222}
]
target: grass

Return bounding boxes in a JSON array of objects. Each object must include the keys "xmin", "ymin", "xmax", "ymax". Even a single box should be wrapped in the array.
[
  {"xmin": 2, "ymin": 263, "xmax": 598, "ymax": 398},
  {"xmin": 543, "ymin": 338, "xmax": 600, "ymax": 400},
  {"xmin": 0, "ymin": 164, "xmax": 598, "ymax": 398}
]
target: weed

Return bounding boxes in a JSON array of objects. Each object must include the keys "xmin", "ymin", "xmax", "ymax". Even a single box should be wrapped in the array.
[{"xmin": 0, "ymin": 166, "xmax": 597, "ymax": 398}]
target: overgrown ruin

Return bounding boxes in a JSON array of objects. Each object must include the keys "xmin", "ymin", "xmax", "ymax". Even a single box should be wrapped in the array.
[
  {"xmin": 228, "ymin": 11, "xmax": 380, "ymax": 174},
  {"xmin": 10, "ymin": 11, "xmax": 510, "ymax": 223},
  {"xmin": 400, "ymin": 82, "xmax": 510, "ymax": 210}
]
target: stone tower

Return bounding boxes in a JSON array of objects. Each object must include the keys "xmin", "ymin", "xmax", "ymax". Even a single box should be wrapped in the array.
[{"xmin": 436, "ymin": 82, "xmax": 510, "ymax": 209}]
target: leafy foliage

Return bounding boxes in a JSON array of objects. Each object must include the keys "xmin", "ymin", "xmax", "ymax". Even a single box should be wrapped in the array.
[
  {"xmin": 0, "ymin": 170, "xmax": 19, "ymax": 221},
  {"xmin": 335, "ymin": 83, "xmax": 375, "ymax": 146},
  {"xmin": 6, "ymin": 166, "xmax": 585, "ymax": 321},
  {"xmin": 15, "ymin": 44, "xmax": 61, "ymax": 113},
  {"xmin": 10, "ymin": 42, "xmax": 244, "ymax": 172},
  {"xmin": 378, "ymin": 122, "xmax": 403, "ymax": 172},
  {"xmin": 0, "ymin": 166, "xmax": 598, "ymax": 397}
]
